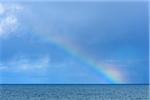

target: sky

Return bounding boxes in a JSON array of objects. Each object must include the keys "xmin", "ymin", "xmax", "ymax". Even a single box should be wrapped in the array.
[{"xmin": 0, "ymin": 1, "xmax": 149, "ymax": 84}]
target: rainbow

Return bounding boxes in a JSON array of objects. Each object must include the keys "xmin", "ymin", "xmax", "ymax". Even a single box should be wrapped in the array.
[{"xmin": 39, "ymin": 33, "xmax": 125, "ymax": 83}]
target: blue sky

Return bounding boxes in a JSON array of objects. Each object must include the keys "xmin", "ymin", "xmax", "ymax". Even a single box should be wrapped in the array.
[{"xmin": 0, "ymin": 1, "xmax": 149, "ymax": 84}]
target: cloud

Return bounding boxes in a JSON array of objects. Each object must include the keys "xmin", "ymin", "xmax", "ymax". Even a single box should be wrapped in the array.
[
  {"xmin": 0, "ymin": 15, "xmax": 18, "ymax": 37},
  {"xmin": 0, "ymin": 56, "xmax": 51, "ymax": 72},
  {"xmin": 0, "ymin": 4, "xmax": 5, "ymax": 15},
  {"xmin": 0, "ymin": 3, "xmax": 23, "ymax": 38}
]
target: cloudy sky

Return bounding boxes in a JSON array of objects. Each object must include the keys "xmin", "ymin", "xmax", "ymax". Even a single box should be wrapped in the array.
[{"xmin": 0, "ymin": 1, "xmax": 149, "ymax": 84}]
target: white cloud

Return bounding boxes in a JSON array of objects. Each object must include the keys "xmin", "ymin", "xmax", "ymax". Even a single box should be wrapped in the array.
[
  {"xmin": 0, "ymin": 15, "xmax": 18, "ymax": 37},
  {"xmin": 0, "ymin": 56, "xmax": 51, "ymax": 72},
  {"xmin": 0, "ymin": 3, "xmax": 23, "ymax": 38}
]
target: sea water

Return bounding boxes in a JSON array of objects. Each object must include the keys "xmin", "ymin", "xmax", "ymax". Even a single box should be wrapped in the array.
[{"xmin": 0, "ymin": 85, "xmax": 149, "ymax": 100}]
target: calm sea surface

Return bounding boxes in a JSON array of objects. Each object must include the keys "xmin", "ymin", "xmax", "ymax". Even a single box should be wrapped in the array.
[{"xmin": 0, "ymin": 85, "xmax": 149, "ymax": 100}]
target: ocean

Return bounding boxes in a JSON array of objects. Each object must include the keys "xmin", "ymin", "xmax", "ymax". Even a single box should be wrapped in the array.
[{"xmin": 0, "ymin": 85, "xmax": 149, "ymax": 100}]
